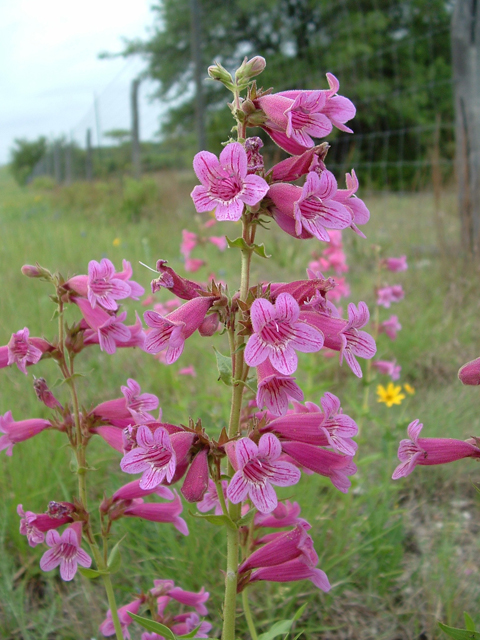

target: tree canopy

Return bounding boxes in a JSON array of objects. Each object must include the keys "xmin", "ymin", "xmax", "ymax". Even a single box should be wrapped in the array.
[
  {"xmin": 123, "ymin": 0, "xmax": 454, "ymax": 188},
  {"xmin": 9, "ymin": 137, "xmax": 48, "ymax": 186}
]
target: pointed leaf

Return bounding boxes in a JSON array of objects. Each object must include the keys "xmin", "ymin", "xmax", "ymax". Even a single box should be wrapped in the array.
[
  {"xmin": 178, "ymin": 623, "xmax": 204, "ymax": 638},
  {"xmin": 78, "ymin": 567, "xmax": 103, "ymax": 579},
  {"xmin": 213, "ymin": 347, "xmax": 233, "ymax": 386},
  {"xmin": 107, "ymin": 535, "xmax": 126, "ymax": 574},
  {"xmin": 438, "ymin": 622, "xmax": 480, "ymax": 639},
  {"xmin": 465, "ymin": 613, "xmax": 476, "ymax": 632},
  {"xmin": 128, "ymin": 612, "xmax": 177, "ymax": 639},
  {"xmin": 252, "ymin": 243, "xmax": 271, "ymax": 259},
  {"xmin": 237, "ymin": 509, "xmax": 256, "ymax": 527},
  {"xmin": 189, "ymin": 510, "xmax": 237, "ymax": 530},
  {"xmin": 258, "ymin": 619, "xmax": 295, "ymax": 640},
  {"xmin": 292, "ymin": 603, "xmax": 308, "ymax": 623},
  {"xmin": 226, "ymin": 236, "xmax": 250, "ymax": 251}
]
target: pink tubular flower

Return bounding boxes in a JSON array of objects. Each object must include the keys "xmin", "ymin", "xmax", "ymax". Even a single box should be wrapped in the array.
[
  {"xmin": 18, "ymin": 504, "xmax": 74, "ymax": 547},
  {"xmin": 458, "ymin": 357, "xmax": 480, "ymax": 385},
  {"xmin": 383, "ymin": 255, "xmax": 408, "ymax": 272},
  {"xmin": 226, "ymin": 433, "xmax": 301, "ymax": 513},
  {"xmin": 121, "ymin": 378, "xmax": 159, "ymax": 423},
  {"xmin": 248, "ymin": 557, "xmax": 330, "ymax": 592},
  {"xmin": 120, "ymin": 426, "xmax": 176, "ymax": 490},
  {"xmin": 392, "ymin": 420, "xmax": 480, "ymax": 479},
  {"xmin": 181, "ymin": 230, "xmax": 198, "ymax": 258},
  {"xmin": 269, "ymin": 171, "xmax": 352, "ymax": 242},
  {"xmin": 380, "ymin": 315, "xmax": 402, "ymax": 340},
  {"xmin": 268, "ymin": 144, "xmax": 328, "ymax": 183},
  {"xmin": 181, "ymin": 448, "xmax": 209, "ymax": 503},
  {"xmin": 115, "ymin": 259, "xmax": 145, "ymax": 299},
  {"xmin": 244, "ymin": 293, "xmax": 324, "ymax": 376},
  {"xmin": 185, "ymin": 257, "xmax": 205, "ymax": 273},
  {"xmin": 144, "ymin": 296, "xmax": 216, "ymax": 364},
  {"xmin": 151, "ymin": 260, "xmax": 205, "ymax": 300},
  {"xmin": 74, "ymin": 297, "xmax": 131, "ymax": 354},
  {"xmin": 281, "ymin": 441, "xmax": 356, "ymax": 493},
  {"xmin": 6, "ymin": 328, "xmax": 45, "ymax": 374},
  {"xmin": 377, "ymin": 285, "xmax": 404, "ymax": 308},
  {"xmin": 0, "ymin": 411, "xmax": 50, "ymax": 456},
  {"xmin": 254, "ymin": 500, "xmax": 306, "ymax": 529},
  {"xmin": 112, "ymin": 479, "xmax": 174, "ymax": 502},
  {"xmin": 39, "ymin": 522, "xmax": 91, "ymax": 581},
  {"xmin": 197, "ymin": 479, "xmax": 228, "ymax": 515},
  {"xmin": 124, "ymin": 491, "xmax": 188, "ymax": 535},
  {"xmin": 331, "ymin": 169, "xmax": 370, "ymax": 237},
  {"xmin": 264, "ymin": 392, "xmax": 358, "ymax": 457},
  {"xmin": 92, "ymin": 426, "xmax": 125, "ymax": 452},
  {"xmin": 178, "ymin": 365, "xmax": 197, "ymax": 377},
  {"xmin": 239, "ymin": 524, "xmax": 317, "ymax": 573},
  {"xmin": 373, "ymin": 360, "xmax": 401, "ymax": 381},
  {"xmin": 301, "ymin": 301, "xmax": 376, "ymax": 378},
  {"xmin": 208, "ymin": 235, "xmax": 227, "ymax": 251},
  {"xmin": 87, "ymin": 258, "xmax": 131, "ymax": 311},
  {"xmin": 100, "ymin": 599, "xmax": 142, "ymax": 639},
  {"xmin": 191, "ymin": 142, "xmax": 269, "ymax": 221},
  {"xmin": 256, "ymin": 360, "xmax": 304, "ymax": 416},
  {"xmin": 33, "ymin": 377, "xmax": 63, "ymax": 410}
]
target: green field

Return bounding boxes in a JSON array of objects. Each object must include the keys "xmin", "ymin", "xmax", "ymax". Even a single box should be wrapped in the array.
[{"xmin": 1, "ymin": 167, "xmax": 480, "ymax": 640}]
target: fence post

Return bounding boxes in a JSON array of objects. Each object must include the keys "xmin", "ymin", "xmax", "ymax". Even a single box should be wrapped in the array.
[
  {"xmin": 131, "ymin": 78, "xmax": 141, "ymax": 179},
  {"xmin": 452, "ymin": 0, "xmax": 480, "ymax": 255},
  {"xmin": 190, "ymin": 0, "xmax": 206, "ymax": 152},
  {"xmin": 86, "ymin": 128, "xmax": 93, "ymax": 181},
  {"xmin": 65, "ymin": 143, "xmax": 72, "ymax": 185}
]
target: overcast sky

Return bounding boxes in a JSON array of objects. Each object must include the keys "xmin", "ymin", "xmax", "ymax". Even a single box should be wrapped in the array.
[{"xmin": 0, "ymin": 0, "xmax": 162, "ymax": 165}]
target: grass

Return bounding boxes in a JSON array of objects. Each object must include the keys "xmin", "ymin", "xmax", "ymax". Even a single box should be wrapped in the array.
[{"xmin": 1, "ymin": 166, "xmax": 480, "ymax": 639}]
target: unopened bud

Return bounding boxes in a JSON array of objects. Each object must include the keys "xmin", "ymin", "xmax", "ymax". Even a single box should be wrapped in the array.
[
  {"xmin": 34, "ymin": 377, "xmax": 63, "ymax": 410},
  {"xmin": 47, "ymin": 501, "xmax": 75, "ymax": 518},
  {"xmin": 207, "ymin": 62, "xmax": 234, "ymax": 87},
  {"xmin": 21, "ymin": 263, "xmax": 52, "ymax": 280},
  {"xmin": 235, "ymin": 56, "xmax": 266, "ymax": 82}
]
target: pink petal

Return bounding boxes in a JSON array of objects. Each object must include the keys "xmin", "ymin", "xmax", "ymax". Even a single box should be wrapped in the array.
[
  {"xmin": 219, "ymin": 142, "xmax": 247, "ymax": 178},
  {"xmin": 244, "ymin": 334, "xmax": 269, "ymax": 368},
  {"xmin": 214, "ymin": 199, "xmax": 244, "ymax": 221},
  {"xmin": 227, "ymin": 471, "xmax": 249, "ymax": 503},
  {"xmin": 258, "ymin": 433, "xmax": 282, "ymax": 460},
  {"xmin": 140, "ymin": 466, "xmax": 167, "ymax": 490},
  {"xmin": 191, "ymin": 185, "xmax": 217, "ymax": 213},
  {"xmin": 60, "ymin": 557, "xmax": 77, "ymax": 581},
  {"xmin": 137, "ymin": 425, "xmax": 155, "ymax": 448},
  {"xmin": 40, "ymin": 548, "xmax": 62, "ymax": 572},
  {"xmin": 270, "ymin": 461, "xmax": 302, "ymax": 487},
  {"xmin": 274, "ymin": 293, "xmax": 299, "ymax": 324},
  {"xmin": 269, "ymin": 345, "xmax": 298, "ymax": 376},
  {"xmin": 193, "ymin": 151, "xmax": 222, "ymax": 186},
  {"xmin": 290, "ymin": 322, "xmax": 324, "ymax": 353},
  {"xmin": 250, "ymin": 298, "xmax": 277, "ymax": 332},
  {"xmin": 241, "ymin": 175, "xmax": 269, "ymax": 206},
  {"xmin": 120, "ymin": 449, "xmax": 151, "ymax": 474},
  {"xmin": 236, "ymin": 437, "xmax": 258, "ymax": 467},
  {"xmin": 249, "ymin": 482, "xmax": 278, "ymax": 513}
]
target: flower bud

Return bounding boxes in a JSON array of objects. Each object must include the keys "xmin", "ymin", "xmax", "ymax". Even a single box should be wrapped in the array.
[
  {"xmin": 21, "ymin": 263, "xmax": 52, "ymax": 280},
  {"xmin": 34, "ymin": 377, "xmax": 63, "ymax": 410},
  {"xmin": 207, "ymin": 62, "xmax": 234, "ymax": 87},
  {"xmin": 236, "ymin": 56, "xmax": 266, "ymax": 82}
]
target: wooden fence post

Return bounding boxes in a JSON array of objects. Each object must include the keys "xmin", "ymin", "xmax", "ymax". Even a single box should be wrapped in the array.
[
  {"xmin": 86, "ymin": 128, "xmax": 93, "ymax": 181},
  {"xmin": 452, "ymin": 0, "xmax": 480, "ymax": 255},
  {"xmin": 131, "ymin": 79, "xmax": 141, "ymax": 180}
]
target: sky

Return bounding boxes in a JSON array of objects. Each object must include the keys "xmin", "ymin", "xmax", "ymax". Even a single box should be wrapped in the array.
[{"xmin": 0, "ymin": 0, "xmax": 163, "ymax": 165}]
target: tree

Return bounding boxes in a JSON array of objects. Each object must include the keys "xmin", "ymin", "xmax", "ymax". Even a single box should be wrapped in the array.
[
  {"xmin": 9, "ymin": 137, "xmax": 47, "ymax": 186},
  {"xmin": 122, "ymin": 0, "xmax": 454, "ymax": 188}
]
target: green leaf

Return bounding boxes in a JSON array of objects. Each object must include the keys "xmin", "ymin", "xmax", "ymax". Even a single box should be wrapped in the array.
[
  {"xmin": 292, "ymin": 603, "xmax": 308, "ymax": 623},
  {"xmin": 213, "ymin": 347, "xmax": 233, "ymax": 386},
  {"xmin": 226, "ymin": 236, "xmax": 250, "ymax": 251},
  {"xmin": 465, "ymin": 613, "xmax": 476, "ymax": 632},
  {"xmin": 78, "ymin": 567, "xmax": 103, "ymax": 579},
  {"xmin": 177, "ymin": 624, "xmax": 203, "ymax": 638},
  {"xmin": 107, "ymin": 535, "xmax": 126, "ymax": 574},
  {"xmin": 258, "ymin": 619, "xmax": 295, "ymax": 640},
  {"xmin": 237, "ymin": 509, "xmax": 256, "ymax": 527},
  {"xmin": 252, "ymin": 242, "xmax": 271, "ymax": 259},
  {"xmin": 438, "ymin": 621, "xmax": 480, "ymax": 639},
  {"xmin": 189, "ymin": 510, "xmax": 237, "ymax": 530},
  {"xmin": 128, "ymin": 612, "xmax": 177, "ymax": 639}
]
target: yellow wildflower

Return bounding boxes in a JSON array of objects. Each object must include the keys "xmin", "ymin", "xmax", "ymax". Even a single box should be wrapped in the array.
[
  {"xmin": 112, "ymin": 238, "xmax": 121, "ymax": 247},
  {"xmin": 404, "ymin": 383, "xmax": 415, "ymax": 395},
  {"xmin": 377, "ymin": 382, "xmax": 405, "ymax": 407}
]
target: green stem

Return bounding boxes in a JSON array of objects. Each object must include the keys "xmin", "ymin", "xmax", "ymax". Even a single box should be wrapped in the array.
[
  {"xmin": 222, "ymin": 220, "xmax": 253, "ymax": 640},
  {"xmin": 242, "ymin": 589, "xmax": 259, "ymax": 640}
]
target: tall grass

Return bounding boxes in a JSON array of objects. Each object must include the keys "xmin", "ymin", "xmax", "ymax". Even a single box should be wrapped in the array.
[{"xmin": 1, "ymin": 168, "xmax": 480, "ymax": 639}]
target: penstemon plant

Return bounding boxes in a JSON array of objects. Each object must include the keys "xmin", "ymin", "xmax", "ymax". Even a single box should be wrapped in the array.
[{"xmin": 1, "ymin": 57, "xmax": 378, "ymax": 640}]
